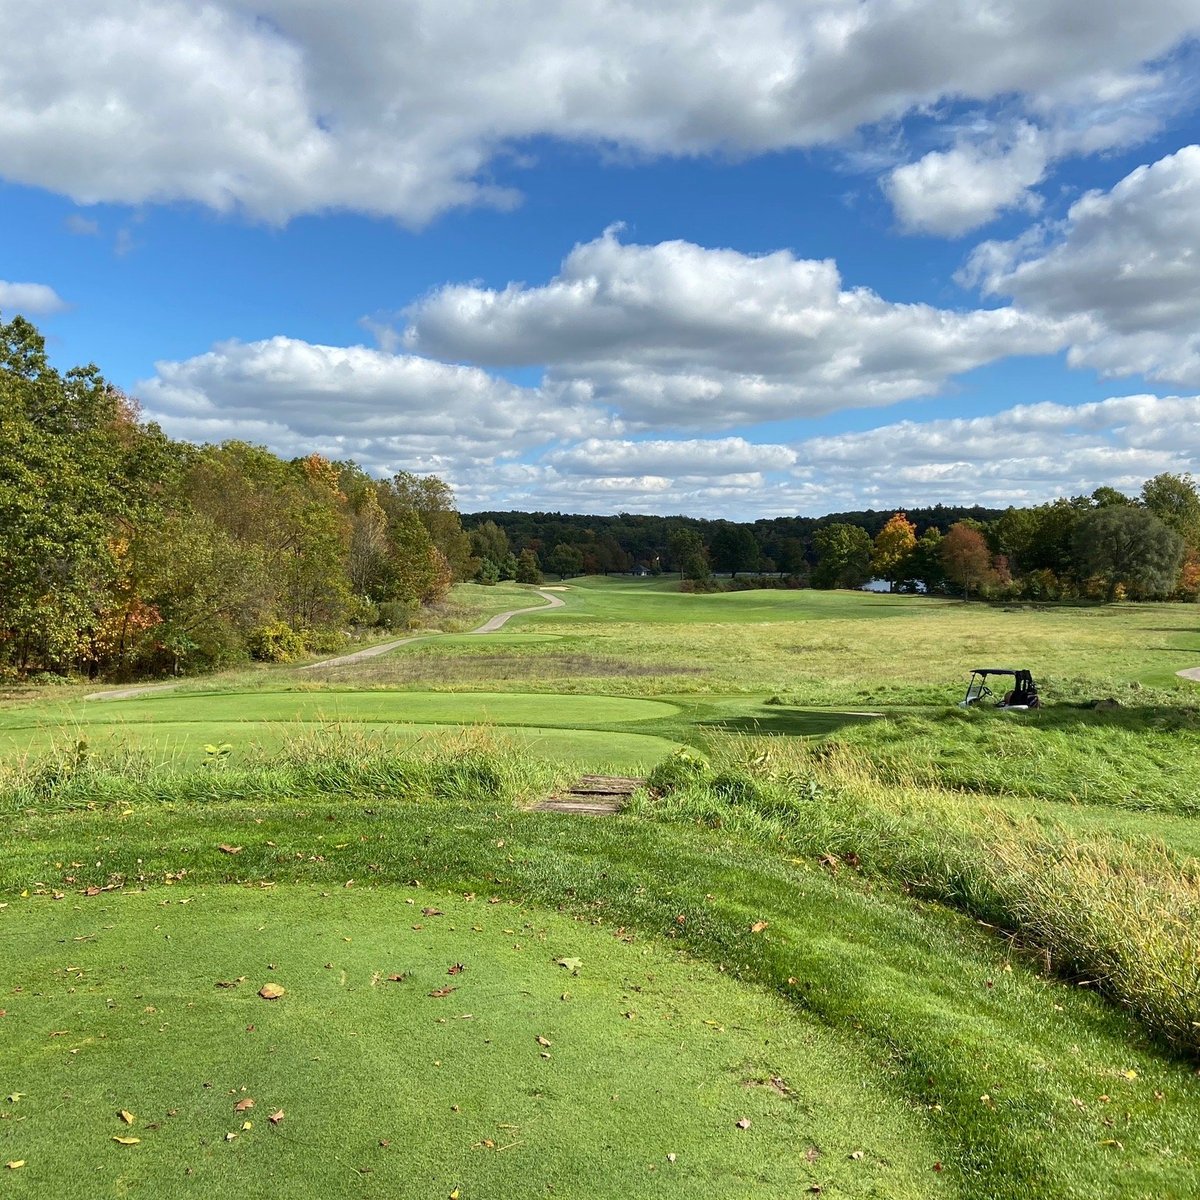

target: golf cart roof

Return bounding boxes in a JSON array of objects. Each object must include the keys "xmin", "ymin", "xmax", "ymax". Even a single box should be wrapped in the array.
[{"xmin": 971, "ymin": 667, "xmax": 1026, "ymax": 676}]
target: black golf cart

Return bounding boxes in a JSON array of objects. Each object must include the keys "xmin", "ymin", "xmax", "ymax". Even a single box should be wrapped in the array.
[{"xmin": 959, "ymin": 667, "xmax": 1041, "ymax": 710}]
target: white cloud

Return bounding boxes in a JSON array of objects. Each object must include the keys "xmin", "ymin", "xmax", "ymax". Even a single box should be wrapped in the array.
[
  {"xmin": 885, "ymin": 123, "xmax": 1049, "ymax": 236},
  {"xmin": 403, "ymin": 229, "xmax": 1068, "ymax": 427},
  {"xmin": 547, "ymin": 437, "xmax": 796, "ymax": 478},
  {"xmin": 965, "ymin": 145, "xmax": 1200, "ymax": 386},
  {"xmin": 136, "ymin": 335, "xmax": 615, "ymax": 478},
  {"xmin": 793, "ymin": 392, "xmax": 1200, "ymax": 509},
  {"xmin": 1, "ymin": 1, "xmax": 1197, "ymax": 224},
  {"xmin": 0, "ymin": 280, "xmax": 68, "ymax": 314}
]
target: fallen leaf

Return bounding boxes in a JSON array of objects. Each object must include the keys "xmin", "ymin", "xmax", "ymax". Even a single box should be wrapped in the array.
[
  {"xmin": 666, "ymin": 1153, "xmax": 677, "ymax": 1164},
  {"xmin": 805, "ymin": 1147, "xmax": 820, "ymax": 1164},
  {"xmin": 1122, "ymin": 1069, "xmax": 1138, "ymax": 1080},
  {"xmin": 258, "ymin": 983, "xmax": 285, "ymax": 1000},
  {"xmin": 118, "ymin": 1110, "xmax": 135, "ymax": 1125},
  {"xmin": 218, "ymin": 844, "xmax": 243, "ymax": 855},
  {"xmin": 386, "ymin": 973, "xmax": 408, "ymax": 983},
  {"xmin": 449, "ymin": 1190, "xmax": 461, "ymax": 1200},
  {"xmin": 932, "ymin": 1162, "xmax": 944, "ymax": 1173},
  {"xmin": 6, "ymin": 1161, "xmax": 25, "ymax": 1169},
  {"xmin": 849, "ymin": 1150, "xmax": 865, "ymax": 1160},
  {"xmin": 112, "ymin": 1136, "xmax": 141, "ymax": 1146},
  {"xmin": 536, "ymin": 1035, "xmax": 552, "ymax": 1047},
  {"xmin": 6, "ymin": 1094, "xmax": 23, "ymax": 1104},
  {"xmin": 750, "ymin": 921, "xmax": 768, "ymax": 933},
  {"xmin": 422, "ymin": 907, "xmax": 444, "ymax": 917},
  {"xmin": 234, "ymin": 1099, "xmax": 254, "ymax": 1112},
  {"xmin": 225, "ymin": 1132, "xmax": 237, "ymax": 1142},
  {"xmin": 268, "ymin": 1110, "xmax": 284, "ymax": 1125},
  {"xmin": 555, "ymin": 957, "xmax": 583, "ymax": 972},
  {"xmin": 447, "ymin": 963, "xmax": 466, "ymax": 976},
  {"xmin": 736, "ymin": 1117, "xmax": 751, "ymax": 1130},
  {"xmin": 241, "ymin": 1120, "xmax": 252, "ymax": 1131},
  {"xmin": 428, "ymin": 986, "xmax": 457, "ymax": 999}
]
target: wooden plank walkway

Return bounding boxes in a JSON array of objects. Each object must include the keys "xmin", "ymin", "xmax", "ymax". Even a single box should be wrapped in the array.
[{"xmin": 532, "ymin": 774, "xmax": 645, "ymax": 815}]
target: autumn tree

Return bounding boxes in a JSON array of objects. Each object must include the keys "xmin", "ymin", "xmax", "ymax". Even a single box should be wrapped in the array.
[
  {"xmin": 870, "ymin": 512, "xmax": 917, "ymax": 588},
  {"xmin": 940, "ymin": 522, "xmax": 996, "ymax": 600}
]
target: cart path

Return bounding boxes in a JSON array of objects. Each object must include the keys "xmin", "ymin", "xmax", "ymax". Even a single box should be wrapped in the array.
[
  {"xmin": 84, "ymin": 588, "xmax": 567, "ymax": 699},
  {"xmin": 1177, "ymin": 667, "xmax": 1200, "ymax": 682},
  {"xmin": 299, "ymin": 587, "xmax": 565, "ymax": 668}
]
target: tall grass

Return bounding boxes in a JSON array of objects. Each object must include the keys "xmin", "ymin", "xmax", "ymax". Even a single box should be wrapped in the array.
[
  {"xmin": 0, "ymin": 726, "xmax": 563, "ymax": 814},
  {"xmin": 639, "ymin": 738, "xmax": 1200, "ymax": 1057}
]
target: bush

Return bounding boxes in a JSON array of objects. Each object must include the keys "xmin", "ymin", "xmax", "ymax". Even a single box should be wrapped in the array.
[
  {"xmin": 247, "ymin": 620, "xmax": 308, "ymax": 662},
  {"xmin": 377, "ymin": 600, "xmax": 419, "ymax": 630}
]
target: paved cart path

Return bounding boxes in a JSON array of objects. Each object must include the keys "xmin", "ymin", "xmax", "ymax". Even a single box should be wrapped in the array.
[
  {"xmin": 1177, "ymin": 667, "xmax": 1200, "ymax": 683},
  {"xmin": 82, "ymin": 589, "xmax": 566, "ymax": 699}
]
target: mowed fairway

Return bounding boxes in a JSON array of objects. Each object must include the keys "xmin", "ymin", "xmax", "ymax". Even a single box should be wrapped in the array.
[{"xmin": 3, "ymin": 578, "xmax": 1200, "ymax": 1199}]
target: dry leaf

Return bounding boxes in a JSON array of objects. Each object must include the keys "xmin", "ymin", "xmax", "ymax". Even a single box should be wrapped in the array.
[
  {"xmin": 666, "ymin": 1153, "xmax": 677, "ymax": 1164},
  {"xmin": 849, "ymin": 1150, "xmax": 865, "ymax": 1160},
  {"xmin": 428, "ymin": 985, "xmax": 457, "ymax": 999},
  {"xmin": 386, "ymin": 973, "xmax": 407, "ymax": 983},
  {"xmin": 241, "ymin": 1121, "xmax": 253, "ymax": 1131},
  {"xmin": 258, "ymin": 983, "xmax": 285, "ymax": 1000},
  {"xmin": 447, "ymin": 963, "xmax": 465, "ymax": 975},
  {"xmin": 112, "ymin": 1136, "xmax": 141, "ymax": 1146},
  {"xmin": 118, "ymin": 1110, "xmax": 135, "ymax": 1125},
  {"xmin": 805, "ymin": 1147, "xmax": 820, "ymax": 1164},
  {"xmin": 268, "ymin": 1110, "xmax": 285, "ymax": 1125},
  {"xmin": 234, "ymin": 1098, "xmax": 254, "ymax": 1112},
  {"xmin": 750, "ymin": 921, "xmax": 768, "ymax": 933},
  {"xmin": 536, "ymin": 1035, "xmax": 552, "ymax": 1047},
  {"xmin": 555, "ymin": 957, "xmax": 583, "ymax": 972},
  {"xmin": 6, "ymin": 1162, "xmax": 25, "ymax": 1169},
  {"xmin": 218, "ymin": 844, "xmax": 243, "ymax": 855},
  {"xmin": 736, "ymin": 1117, "xmax": 751, "ymax": 1130},
  {"xmin": 224, "ymin": 1132, "xmax": 237, "ymax": 1142},
  {"xmin": 422, "ymin": 907, "xmax": 444, "ymax": 917}
]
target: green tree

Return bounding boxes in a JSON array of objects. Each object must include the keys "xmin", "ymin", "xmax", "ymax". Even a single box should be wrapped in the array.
[
  {"xmin": 546, "ymin": 542, "xmax": 585, "ymax": 579},
  {"xmin": 1072, "ymin": 506, "xmax": 1184, "ymax": 600},
  {"xmin": 812, "ymin": 524, "xmax": 872, "ymax": 589},
  {"xmin": 1141, "ymin": 473, "xmax": 1200, "ymax": 550},
  {"xmin": 709, "ymin": 523, "xmax": 761, "ymax": 578},
  {"xmin": 515, "ymin": 548, "xmax": 543, "ymax": 584},
  {"xmin": 386, "ymin": 471, "xmax": 475, "ymax": 580},
  {"xmin": 668, "ymin": 528, "xmax": 711, "ymax": 582},
  {"xmin": 470, "ymin": 520, "xmax": 510, "ymax": 569}
]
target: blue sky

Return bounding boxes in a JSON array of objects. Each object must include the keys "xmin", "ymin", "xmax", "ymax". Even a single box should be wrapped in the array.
[{"xmin": 4, "ymin": 1, "xmax": 1200, "ymax": 518}]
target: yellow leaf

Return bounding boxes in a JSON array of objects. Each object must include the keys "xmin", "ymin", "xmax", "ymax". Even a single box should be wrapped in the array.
[
  {"xmin": 450, "ymin": 1190, "xmax": 461, "ymax": 1199},
  {"xmin": 750, "ymin": 921, "xmax": 768, "ymax": 934},
  {"xmin": 241, "ymin": 1121, "xmax": 252, "ymax": 1131},
  {"xmin": 118, "ymin": 1110, "xmax": 135, "ymax": 1125},
  {"xmin": 258, "ymin": 983, "xmax": 286, "ymax": 1000},
  {"xmin": 5, "ymin": 1162, "xmax": 25, "ymax": 1169},
  {"xmin": 112, "ymin": 1137, "xmax": 141, "ymax": 1146},
  {"xmin": 1122, "ymin": 1069, "xmax": 1138, "ymax": 1080},
  {"xmin": 268, "ymin": 1110, "xmax": 285, "ymax": 1125}
]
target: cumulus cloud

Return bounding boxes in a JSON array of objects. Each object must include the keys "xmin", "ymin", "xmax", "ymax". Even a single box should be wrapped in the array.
[
  {"xmin": 403, "ymin": 228, "xmax": 1068, "ymax": 427},
  {"xmin": 2, "ymin": 0, "xmax": 1197, "ymax": 223},
  {"xmin": 135, "ymin": 335, "xmax": 616, "ymax": 477},
  {"xmin": 885, "ymin": 123, "xmax": 1050, "ymax": 236},
  {"xmin": 0, "ymin": 280, "xmax": 67, "ymax": 314},
  {"xmin": 794, "ymin": 392, "xmax": 1200, "ymax": 509},
  {"xmin": 965, "ymin": 145, "xmax": 1200, "ymax": 386}
]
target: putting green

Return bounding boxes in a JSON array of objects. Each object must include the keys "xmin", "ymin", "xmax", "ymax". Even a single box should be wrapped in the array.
[
  {"xmin": 0, "ymin": 692, "xmax": 683, "ymax": 771},
  {"xmin": 0, "ymin": 887, "xmax": 939, "ymax": 1199}
]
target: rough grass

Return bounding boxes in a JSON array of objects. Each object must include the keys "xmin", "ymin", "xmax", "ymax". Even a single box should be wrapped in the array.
[{"xmin": 636, "ymin": 739, "xmax": 1200, "ymax": 1058}]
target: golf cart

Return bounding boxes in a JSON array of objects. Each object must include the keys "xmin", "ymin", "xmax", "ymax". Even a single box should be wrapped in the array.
[{"xmin": 959, "ymin": 668, "xmax": 1040, "ymax": 710}]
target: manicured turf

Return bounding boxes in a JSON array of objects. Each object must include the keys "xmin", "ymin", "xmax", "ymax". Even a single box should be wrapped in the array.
[{"xmin": 1, "ymin": 886, "xmax": 943, "ymax": 1199}]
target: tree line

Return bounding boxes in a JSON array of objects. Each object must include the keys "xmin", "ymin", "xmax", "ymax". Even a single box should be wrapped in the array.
[
  {"xmin": 1, "ymin": 316, "xmax": 476, "ymax": 679},
  {"xmin": 466, "ymin": 485, "xmax": 1200, "ymax": 602}
]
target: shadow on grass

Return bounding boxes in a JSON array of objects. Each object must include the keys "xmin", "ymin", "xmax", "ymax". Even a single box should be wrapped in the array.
[{"xmin": 696, "ymin": 707, "xmax": 884, "ymax": 737}]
